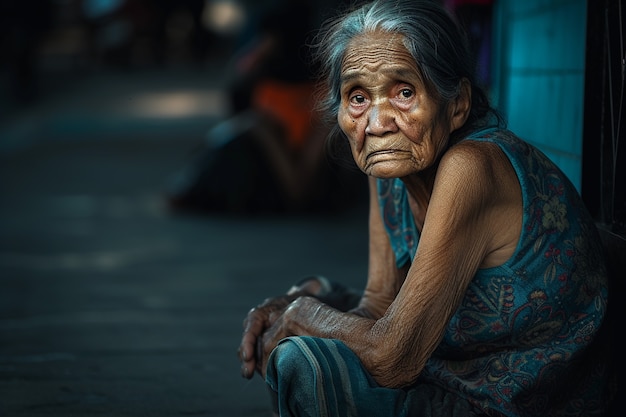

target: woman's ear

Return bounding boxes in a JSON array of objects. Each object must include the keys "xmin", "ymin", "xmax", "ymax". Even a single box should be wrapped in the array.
[{"xmin": 449, "ymin": 78, "xmax": 471, "ymax": 132}]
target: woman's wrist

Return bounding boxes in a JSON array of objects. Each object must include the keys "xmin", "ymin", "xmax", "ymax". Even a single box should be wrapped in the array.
[{"xmin": 286, "ymin": 276, "xmax": 362, "ymax": 312}]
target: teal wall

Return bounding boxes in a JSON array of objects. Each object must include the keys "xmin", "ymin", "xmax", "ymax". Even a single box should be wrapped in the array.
[{"xmin": 492, "ymin": 0, "xmax": 587, "ymax": 190}]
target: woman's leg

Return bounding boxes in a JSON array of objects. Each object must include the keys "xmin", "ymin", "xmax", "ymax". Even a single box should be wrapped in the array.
[{"xmin": 266, "ymin": 336, "xmax": 486, "ymax": 417}]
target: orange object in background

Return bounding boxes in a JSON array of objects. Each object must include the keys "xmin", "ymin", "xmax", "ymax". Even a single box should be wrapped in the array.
[{"xmin": 252, "ymin": 80, "xmax": 318, "ymax": 150}]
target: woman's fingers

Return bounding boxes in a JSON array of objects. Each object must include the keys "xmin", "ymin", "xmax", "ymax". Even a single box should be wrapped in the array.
[
  {"xmin": 239, "ymin": 295, "xmax": 294, "ymax": 379},
  {"xmin": 258, "ymin": 322, "xmax": 279, "ymax": 378},
  {"xmin": 239, "ymin": 308, "xmax": 266, "ymax": 378}
]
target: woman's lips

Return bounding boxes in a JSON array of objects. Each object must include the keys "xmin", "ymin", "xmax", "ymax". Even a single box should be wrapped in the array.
[{"xmin": 366, "ymin": 150, "xmax": 401, "ymax": 161}]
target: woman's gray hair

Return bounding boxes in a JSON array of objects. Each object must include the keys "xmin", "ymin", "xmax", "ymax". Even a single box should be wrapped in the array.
[{"xmin": 311, "ymin": 0, "xmax": 501, "ymax": 145}]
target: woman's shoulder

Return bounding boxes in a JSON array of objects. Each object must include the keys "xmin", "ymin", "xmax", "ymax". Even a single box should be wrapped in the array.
[
  {"xmin": 437, "ymin": 134, "xmax": 522, "ymax": 215},
  {"xmin": 440, "ymin": 133, "xmax": 513, "ymax": 182},
  {"xmin": 444, "ymin": 128, "xmax": 539, "ymax": 185}
]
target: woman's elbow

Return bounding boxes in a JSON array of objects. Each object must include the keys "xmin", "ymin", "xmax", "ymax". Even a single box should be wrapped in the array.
[{"xmin": 362, "ymin": 340, "xmax": 425, "ymax": 388}]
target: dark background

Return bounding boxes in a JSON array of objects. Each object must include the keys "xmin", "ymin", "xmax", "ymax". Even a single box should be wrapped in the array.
[{"xmin": 0, "ymin": 0, "xmax": 623, "ymax": 416}]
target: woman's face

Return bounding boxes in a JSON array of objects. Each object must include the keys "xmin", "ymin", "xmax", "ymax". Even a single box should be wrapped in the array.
[{"xmin": 337, "ymin": 31, "xmax": 455, "ymax": 178}]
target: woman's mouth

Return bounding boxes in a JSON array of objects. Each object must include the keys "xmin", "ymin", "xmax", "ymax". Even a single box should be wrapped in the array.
[{"xmin": 366, "ymin": 150, "xmax": 400, "ymax": 161}]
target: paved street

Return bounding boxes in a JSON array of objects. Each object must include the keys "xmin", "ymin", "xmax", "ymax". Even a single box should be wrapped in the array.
[{"xmin": 0, "ymin": 67, "xmax": 369, "ymax": 416}]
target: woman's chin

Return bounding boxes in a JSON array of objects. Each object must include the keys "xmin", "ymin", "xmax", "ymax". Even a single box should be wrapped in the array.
[{"xmin": 362, "ymin": 159, "xmax": 414, "ymax": 178}]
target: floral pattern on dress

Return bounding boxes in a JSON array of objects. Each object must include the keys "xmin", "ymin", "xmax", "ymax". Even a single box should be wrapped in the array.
[
  {"xmin": 378, "ymin": 129, "xmax": 610, "ymax": 416},
  {"xmin": 378, "ymin": 177, "xmax": 420, "ymax": 268}
]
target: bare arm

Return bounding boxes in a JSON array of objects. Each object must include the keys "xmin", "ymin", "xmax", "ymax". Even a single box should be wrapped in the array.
[
  {"xmin": 361, "ymin": 142, "xmax": 521, "ymax": 386},
  {"xmin": 350, "ymin": 176, "xmax": 408, "ymax": 319},
  {"xmin": 241, "ymin": 176, "xmax": 405, "ymax": 377},
  {"xmin": 247, "ymin": 142, "xmax": 521, "ymax": 387}
]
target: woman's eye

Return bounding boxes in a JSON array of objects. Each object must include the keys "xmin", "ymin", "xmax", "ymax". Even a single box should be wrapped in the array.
[
  {"xmin": 400, "ymin": 88, "xmax": 413, "ymax": 99},
  {"xmin": 350, "ymin": 94, "xmax": 366, "ymax": 104}
]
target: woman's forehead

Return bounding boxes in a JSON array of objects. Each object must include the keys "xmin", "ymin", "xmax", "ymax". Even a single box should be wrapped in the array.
[{"xmin": 341, "ymin": 31, "xmax": 420, "ymax": 79}]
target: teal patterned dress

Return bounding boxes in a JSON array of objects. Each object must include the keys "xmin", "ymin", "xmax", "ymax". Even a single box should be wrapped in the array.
[{"xmin": 378, "ymin": 128, "xmax": 611, "ymax": 416}]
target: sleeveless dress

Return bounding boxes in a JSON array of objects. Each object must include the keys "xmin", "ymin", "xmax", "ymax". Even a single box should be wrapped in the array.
[
  {"xmin": 378, "ymin": 128, "xmax": 611, "ymax": 416},
  {"xmin": 266, "ymin": 128, "xmax": 611, "ymax": 417}
]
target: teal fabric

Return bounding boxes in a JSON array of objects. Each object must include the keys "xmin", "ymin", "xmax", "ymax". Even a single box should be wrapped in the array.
[
  {"xmin": 266, "ymin": 336, "xmax": 487, "ymax": 417},
  {"xmin": 377, "ymin": 177, "xmax": 420, "ymax": 268},
  {"xmin": 265, "ymin": 129, "xmax": 610, "ymax": 417},
  {"xmin": 377, "ymin": 128, "xmax": 610, "ymax": 416}
]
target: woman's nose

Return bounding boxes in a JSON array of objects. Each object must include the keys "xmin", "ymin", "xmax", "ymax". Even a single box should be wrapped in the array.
[{"xmin": 365, "ymin": 102, "xmax": 397, "ymax": 136}]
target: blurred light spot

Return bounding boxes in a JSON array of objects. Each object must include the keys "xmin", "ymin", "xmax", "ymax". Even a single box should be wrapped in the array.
[
  {"xmin": 128, "ymin": 91, "xmax": 227, "ymax": 118},
  {"xmin": 203, "ymin": 0, "xmax": 246, "ymax": 35},
  {"xmin": 82, "ymin": 0, "xmax": 124, "ymax": 19}
]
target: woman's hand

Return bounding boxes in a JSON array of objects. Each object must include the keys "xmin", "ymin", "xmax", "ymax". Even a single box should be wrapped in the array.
[
  {"xmin": 238, "ymin": 277, "xmax": 336, "ymax": 379},
  {"xmin": 255, "ymin": 304, "xmax": 294, "ymax": 378},
  {"xmin": 239, "ymin": 295, "xmax": 292, "ymax": 379},
  {"xmin": 238, "ymin": 277, "xmax": 366, "ymax": 379}
]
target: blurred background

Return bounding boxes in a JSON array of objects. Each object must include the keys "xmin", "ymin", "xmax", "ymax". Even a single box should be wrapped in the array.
[{"xmin": 0, "ymin": 0, "xmax": 623, "ymax": 416}]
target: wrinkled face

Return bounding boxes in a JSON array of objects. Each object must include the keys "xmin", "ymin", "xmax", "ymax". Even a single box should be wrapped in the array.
[{"xmin": 338, "ymin": 31, "xmax": 455, "ymax": 178}]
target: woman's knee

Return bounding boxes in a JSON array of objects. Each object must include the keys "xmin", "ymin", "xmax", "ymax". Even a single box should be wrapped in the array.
[
  {"xmin": 266, "ymin": 337, "xmax": 328, "ymax": 417},
  {"xmin": 267, "ymin": 336, "xmax": 318, "ymax": 388}
]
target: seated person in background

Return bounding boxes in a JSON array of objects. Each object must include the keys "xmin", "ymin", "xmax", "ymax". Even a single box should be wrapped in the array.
[
  {"xmin": 166, "ymin": 0, "xmax": 367, "ymax": 214},
  {"xmin": 238, "ymin": 0, "xmax": 613, "ymax": 416}
]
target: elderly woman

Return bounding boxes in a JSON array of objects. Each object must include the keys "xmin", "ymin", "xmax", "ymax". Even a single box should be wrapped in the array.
[{"xmin": 238, "ymin": 0, "xmax": 613, "ymax": 416}]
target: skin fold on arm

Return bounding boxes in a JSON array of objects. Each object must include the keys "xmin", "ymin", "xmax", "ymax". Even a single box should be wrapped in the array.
[
  {"xmin": 256, "ymin": 142, "xmax": 521, "ymax": 387},
  {"xmin": 240, "ymin": 29, "xmax": 522, "ymax": 389}
]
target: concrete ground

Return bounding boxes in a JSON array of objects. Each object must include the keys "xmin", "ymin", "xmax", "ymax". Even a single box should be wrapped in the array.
[{"xmin": 0, "ymin": 66, "xmax": 369, "ymax": 416}]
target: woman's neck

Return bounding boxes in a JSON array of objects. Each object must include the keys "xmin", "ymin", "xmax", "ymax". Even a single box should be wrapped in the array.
[{"xmin": 401, "ymin": 168, "xmax": 437, "ymax": 232}]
